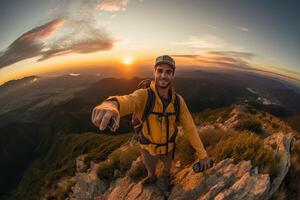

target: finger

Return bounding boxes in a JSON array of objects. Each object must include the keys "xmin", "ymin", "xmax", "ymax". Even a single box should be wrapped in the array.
[
  {"xmin": 91, "ymin": 107, "xmax": 95, "ymax": 123},
  {"xmin": 199, "ymin": 163, "xmax": 204, "ymax": 172},
  {"xmin": 92, "ymin": 107, "xmax": 98, "ymax": 125},
  {"xmin": 95, "ymin": 110, "xmax": 105, "ymax": 127},
  {"xmin": 100, "ymin": 111, "xmax": 113, "ymax": 131},
  {"xmin": 112, "ymin": 113, "xmax": 120, "ymax": 132},
  {"xmin": 205, "ymin": 162, "xmax": 209, "ymax": 170}
]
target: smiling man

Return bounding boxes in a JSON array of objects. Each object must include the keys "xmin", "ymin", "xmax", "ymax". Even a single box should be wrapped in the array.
[{"xmin": 91, "ymin": 55, "xmax": 212, "ymax": 188}]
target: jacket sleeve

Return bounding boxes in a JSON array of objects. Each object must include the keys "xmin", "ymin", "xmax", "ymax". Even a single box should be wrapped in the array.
[
  {"xmin": 105, "ymin": 88, "xmax": 147, "ymax": 117},
  {"xmin": 178, "ymin": 95, "xmax": 208, "ymax": 160}
]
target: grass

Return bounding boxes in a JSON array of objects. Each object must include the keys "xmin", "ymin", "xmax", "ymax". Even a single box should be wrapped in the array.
[
  {"xmin": 207, "ymin": 130, "xmax": 279, "ymax": 180},
  {"xmin": 235, "ymin": 112, "xmax": 263, "ymax": 135},
  {"xmin": 9, "ymin": 132, "xmax": 132, "ymax": 200},
  {"xmin": 193, "ymin": 106, "xmax": 232, "ymax": 125},
  {"xmin": 175, "ymin": 126, "xmax": 279, "ymax": 181},
  {"xmin": 127, "ymin": 161, "xmax": 147, "ymax": 181},
  {"xmin": 96, "ymin": 143, "xmax": 141, "ymax": 181}
]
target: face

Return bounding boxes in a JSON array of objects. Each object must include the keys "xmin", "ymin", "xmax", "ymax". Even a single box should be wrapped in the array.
[{"xmin": 154, "ymin": 64, "xmax": 175, "ymax": 89}]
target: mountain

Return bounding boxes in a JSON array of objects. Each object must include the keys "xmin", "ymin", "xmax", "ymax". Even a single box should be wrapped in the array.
[
  {"xmin": 0, "ymin": 74, "xmax": 100, "ymax": 127},
  {"xmin": 25, "ymin": 104, "xmax": 297, "ymax": 200},
  {"xmin": 1, "ymin": 70, "xmax": 300, "ymax": 199}
]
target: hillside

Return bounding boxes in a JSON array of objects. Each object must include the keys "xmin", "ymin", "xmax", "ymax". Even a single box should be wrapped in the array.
[
  {"xmin": 6, "ymin": 104, "xmax": 296, "ymax": 200},
  {"xmin": 1, "ymin": 75, "xmax": 300, "ymax": 199}
]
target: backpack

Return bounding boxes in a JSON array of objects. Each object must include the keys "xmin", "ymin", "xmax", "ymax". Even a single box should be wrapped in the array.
[{"xmin": 131, "ymin": 79, "xmax": 180, "ymax": 160}]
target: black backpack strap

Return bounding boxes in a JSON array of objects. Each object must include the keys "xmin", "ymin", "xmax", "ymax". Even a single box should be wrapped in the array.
[
  {"xmin": 141, "ymin": 88, "xmax": 155, "ymax": 121},
  {"xmin": 142, "ymin": 88, "xmax": 155, "ymax": 135},
  {"xmin": 174, "ymin": 93, "xmax": 180, "ymax": 122}
]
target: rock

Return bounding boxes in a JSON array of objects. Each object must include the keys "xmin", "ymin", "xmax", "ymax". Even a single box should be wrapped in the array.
[
  {"xmin": 169, "ymin": 159, "xmax": 270, "ymax": 200},
  {"xmin": 76, "ymin": 154, "xmax": 88, "ymax": 173},
  {"xmin": 214, "ymin": 172, "xmax": 269, "ymax": 200},
  {"xmin": 103, "ymin": 177, "xmax": 166, "ymax": 200},
  {"xmin": 263, "ymin": 132, "xmax": 294, "ymax": 199},
  {"xmin": 69, "ymin": 172, "xmax": 107, "ymax": 200},
  {"xmin": 68, "ymin": 156, "xmax": 108, "ymax": 199},
  {"xmin": 114, "ymin": 169, "xmax": 121, "ymax": 178},
  {"xmin": 175, "ymin": 161, "xmax": 181, "ymax": 168}
]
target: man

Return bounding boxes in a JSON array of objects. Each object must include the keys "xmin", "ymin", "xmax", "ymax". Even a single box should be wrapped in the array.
[{"xmin": 91, "ymin": 55, "xmax": 211, "ymax": 187}]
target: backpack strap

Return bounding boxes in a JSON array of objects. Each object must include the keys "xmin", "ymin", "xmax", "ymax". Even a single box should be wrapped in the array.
[
  {"xmin": 142, "ymin": 88, "xmax": 155, "ymax": 135},
  {"xmin": 134, "ymin": 88, "xmax": 181, "ymax": 160},
  {"xmin": 174, "ymin": 94, "xmax": 180, "ymax": 122}
]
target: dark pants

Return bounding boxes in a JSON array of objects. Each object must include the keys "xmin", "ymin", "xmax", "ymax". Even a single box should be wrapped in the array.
[{"xmin": 139, "ymin": 148, "xmax": 172, "ymax": 177}]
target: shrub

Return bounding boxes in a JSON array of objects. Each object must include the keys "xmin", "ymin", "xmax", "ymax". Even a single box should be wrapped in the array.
[
  {"xmin": 96, "ymin": 157, "xmax": 120, "ymax": 180},
  {"xmin": 110, "ymin": 145, "xmax": 141, "ymax": 173},
  {"xmin": 235, "ymin": 113, "xmax": 263, "ymax": 134},
  {"xmin": 199, "ymin": 127, "xmax": 237, "ymax": 147},
  {"xmin": 175, "ymin": 134, "xmax": 197, "ymax": 166},
  {"xmin": 96, "ymin": 144, "xmax": 141, "ymax": 180},
  {"xmin": 127, "ymin": 161, "xmax": 147, "ymax": 181},
  {"xmin": 209, "ymin": 131, "xmax": 279, "ymax": 180}
]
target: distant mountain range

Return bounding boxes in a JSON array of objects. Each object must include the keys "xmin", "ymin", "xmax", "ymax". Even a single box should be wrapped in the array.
[{"xmin": 0, "ymin": 69, "xmax": 300, "ymax": 199}]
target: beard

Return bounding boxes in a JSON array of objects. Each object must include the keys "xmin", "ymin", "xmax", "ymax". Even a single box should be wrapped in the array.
[{"xmin": 157, "ymin": 79, "xmax": 171, "ymax": 89}]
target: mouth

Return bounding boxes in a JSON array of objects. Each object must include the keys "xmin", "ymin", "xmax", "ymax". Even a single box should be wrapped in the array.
[{"xmin": 159, "ymin": 79, "xmax": 168, "ymax": 84}]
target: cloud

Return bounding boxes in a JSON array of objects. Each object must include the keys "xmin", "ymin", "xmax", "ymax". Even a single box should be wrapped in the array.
[
  {"xmin": 206, "ymin": 51, "xmax": 255, "ymax": 60},
  {"xmin": 171, "ymin": 34, "xmax": 227, "ymax": 50},
  {"xmin": 236, "ymin": 26, "xmax": 249, "ymax": 32},
  {"xmin": 38, "ymin": 17, "xmax": 115, "ymax": 61},
  {"xmin": 19, "ymin": 19, "xmax": 65, "ymax": 41},
  {"xmin": 206, "ymin": 24, "xmax": 220, "ymax": 30},
  {"xmin": 0, "ymin": 17, "xmax": 116, "ymax": 69},
  {"xmin": 0, "ymin": 19, "xmax": 64, "ymax": 68},
  {"xmin": 96, "ymin": 0, "xmax": 130, "ymax": 12},
  {"xmin": 172, "ymin": 50, "xmax": 256, "ymax": 70}
]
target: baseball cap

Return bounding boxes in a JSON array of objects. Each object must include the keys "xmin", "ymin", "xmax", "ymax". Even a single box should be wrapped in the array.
[{"xmin": 154, "ymin": 55, "xmax": 175, "ymax": 69}]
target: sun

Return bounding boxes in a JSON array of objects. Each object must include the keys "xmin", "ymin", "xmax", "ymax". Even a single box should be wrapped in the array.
[{"xmin": 122, "ymin": 56, "xmax": 134, "ymax": 66}]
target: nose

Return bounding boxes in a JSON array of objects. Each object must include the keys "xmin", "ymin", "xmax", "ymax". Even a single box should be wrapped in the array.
[{"xmin": 161, "ymin": 71, "xmax": 167, "ymax": 78}]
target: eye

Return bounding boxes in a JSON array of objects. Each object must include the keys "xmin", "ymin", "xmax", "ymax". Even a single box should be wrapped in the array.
[
  {"xmin": 166, "ymin": 70, "xmax": 173, "ymax": 75},
  {"xmin": 157, "ymin": 69, "xmax": 163, "ymax": 73}
]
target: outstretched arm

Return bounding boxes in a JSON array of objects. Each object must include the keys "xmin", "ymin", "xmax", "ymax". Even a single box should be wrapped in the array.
[
  {"xmin": 92, "ymin": 89, "xmax": 147, "ymax": 131},
  {"xmin": 178, "ymin": 95, "xmax": 208, "ymax": 160}
]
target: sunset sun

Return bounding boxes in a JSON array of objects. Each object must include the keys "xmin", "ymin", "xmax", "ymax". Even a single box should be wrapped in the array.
[{"xmin": 122, "ymin": 56, "xmax": 134, "ymax": 66}]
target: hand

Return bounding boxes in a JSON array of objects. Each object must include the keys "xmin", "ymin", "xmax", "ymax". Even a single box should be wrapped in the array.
[
  {"xmin": 91, "ymin": 102, "xmax": 120, "ymax": 132},
  {"xmin": 192, "ymin": 156, "xmax": 214, "ymax": 173},
  {"xmin": 199, "ymin": 156, "xmax": 213, "ymax": 171}
]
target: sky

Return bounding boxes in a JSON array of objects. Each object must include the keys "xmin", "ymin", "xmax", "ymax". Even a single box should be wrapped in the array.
[{"xmin": 0, "ymin": 0, "xmax": 299, "ymax": 85}]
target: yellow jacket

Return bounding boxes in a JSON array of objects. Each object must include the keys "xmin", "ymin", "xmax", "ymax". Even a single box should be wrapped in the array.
[{"xmin": 106, "ymin": 80, "xmax": 208, "ymax": 160}]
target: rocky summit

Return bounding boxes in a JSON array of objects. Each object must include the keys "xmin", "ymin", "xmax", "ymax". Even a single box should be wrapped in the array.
[{"xmin": 43, "ymin": 104, "xmax": 296, "ymax": 200}]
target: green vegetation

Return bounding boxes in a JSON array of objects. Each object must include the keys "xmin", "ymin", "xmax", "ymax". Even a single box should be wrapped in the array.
[
  {"xmin": 96, "ymin": 143, "xmax": 141, "ymax": 180},
  {"xmin": 9, "ymin": 132, "xmax": 132, "ymax": 200},
  {"xmin": 176, "ymin": 126, "xmax": 279, "ymax": 181},
  {"xmin": 174, "ymin": 134, "xmax": 197, "ymax": 166},
  {"xmin": 209, "ymin": 131, "xmax": 279, "ymax": 180},
  {"xmin": 193, "ymin": 106, "xmax": 232, "ymax": 125},
  {"xmin": 235, "ymin": 113, "xmax": 263, "ymax": 135},
  {"xmin": 127, "ymin": 161, "xmax": 147, "ymax": 181}
]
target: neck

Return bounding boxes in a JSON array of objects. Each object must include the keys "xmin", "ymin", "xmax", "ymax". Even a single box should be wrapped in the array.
[{"xmin": 156, "ymin": 85, "xmax": 170, "ymax": 99}]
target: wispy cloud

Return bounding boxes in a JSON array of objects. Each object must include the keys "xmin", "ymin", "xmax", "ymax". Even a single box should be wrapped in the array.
[
  {"xmin": 236, "ymin": 26, "xmax": 249, "ymax": 32},
  {"xmin": 96, "ymin": 0, "xmax": 130, "ymax": 12},
  {"xmin": 172, "ymin": 50, "xmax": 256, "ymax": 70},
  {"xmin": 0, "ymin": 0, "xmax": 140, "ymax": 69},
  {"xmin": 0, "ymin": 19, "xmax": 64, "ymax": 68},
  {"xmin": 206, "ymin": 24, "xmax": 220, "ymax": 30},
  {"xmin": 171, "ymin": 34, "xmax": 227, "ymax": 50},
  {"xmin": 0, "ymin": 17, "xmax": 115, "ymax": 69},
  {"xmin": 206, "ymin": 51, "xmax": 255, "ymax": 60}
]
